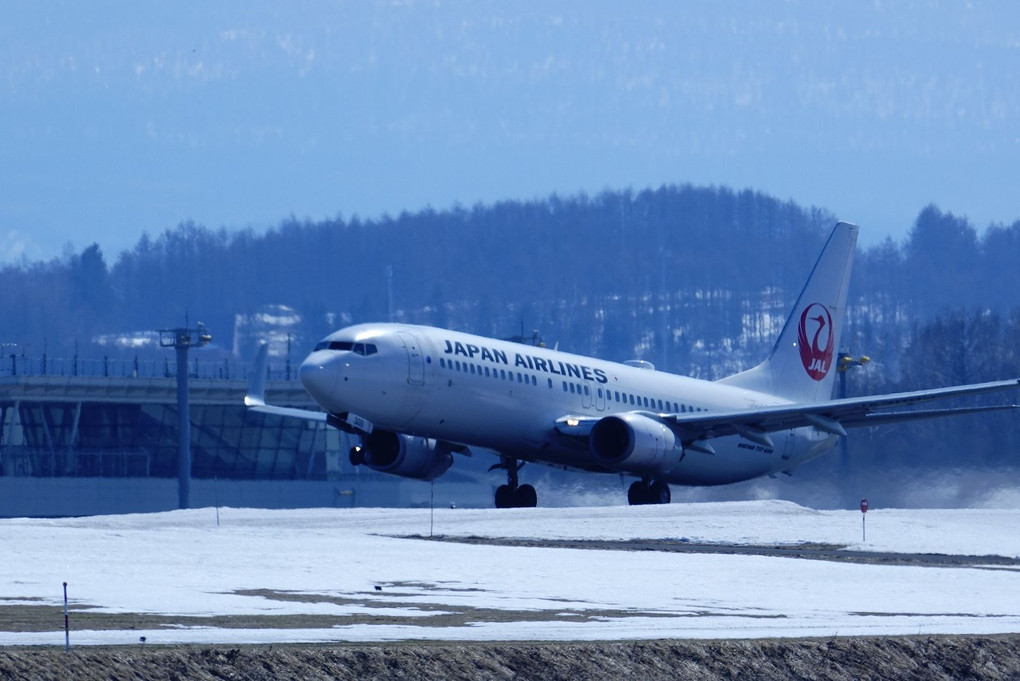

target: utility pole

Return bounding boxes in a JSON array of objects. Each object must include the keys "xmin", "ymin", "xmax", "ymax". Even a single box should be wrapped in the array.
[{"xmin": 160, "ymin": 322, "xmax": 212, "ymax": 510}]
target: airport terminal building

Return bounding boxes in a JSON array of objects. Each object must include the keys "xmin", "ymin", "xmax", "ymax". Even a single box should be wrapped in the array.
[{"xmin": 0, "ymin": 361, "xmax": 488, "ymax": 516}]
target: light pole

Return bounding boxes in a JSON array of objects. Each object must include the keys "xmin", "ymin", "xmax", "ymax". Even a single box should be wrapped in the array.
[
  {"xmin": 837, "ymin": 349, "xmax": 871, "ymax": 401},
  {"xmin": 160, "ymin": 323, "xmax": 212, "ymax": 510},
  {"xmin": 837, "ymin": 348, "xmax": 870, "ymax": 484}
]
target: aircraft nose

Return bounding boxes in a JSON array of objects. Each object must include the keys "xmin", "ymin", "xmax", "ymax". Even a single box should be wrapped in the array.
[{"xmin": 299, "ymin": 355, "xmax": 340, "ymax": 404}]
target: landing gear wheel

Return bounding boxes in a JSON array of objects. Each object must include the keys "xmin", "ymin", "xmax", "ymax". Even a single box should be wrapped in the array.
[
  {"xmin": 515, "ymin": 484, "xmax": 538, "ymax": 508},
  {"xmin": 628, "ymin": 480, "xmax": 648, "ymax": 506},
  {"xmin": 491, "ymin": 457, "xmax": 539, "ymax": 508},
  {"xmin": 648, "ymin": 480, "xmax": 671, "ymax": 504},
  {"xmin": 495, "ymin": 484, "xmax": 516, "ymax": 509},
  {"xmin": 628, "ymin": 479, "xmax": 671, "ymax": 505}
]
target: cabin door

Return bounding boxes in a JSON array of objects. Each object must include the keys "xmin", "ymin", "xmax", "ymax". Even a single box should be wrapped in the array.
[{"xmin": 398, "ymin": 332, "xmax": 426, "ymax": 386}]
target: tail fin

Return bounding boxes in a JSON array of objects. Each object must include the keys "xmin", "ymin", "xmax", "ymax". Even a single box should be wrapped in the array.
[{"xmin": 718, "ymin": 222, "xmax": 858, "ymax": 402}]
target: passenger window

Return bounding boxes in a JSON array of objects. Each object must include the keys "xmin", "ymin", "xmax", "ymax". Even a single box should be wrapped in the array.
[
  {"xmin": 569, "ymin": 383, "xmax": 575, "ymax": 394},
  {"xmin": 583, "ymin": 386, "xmax": 590, "ymax": 396},
  {"xmin": 563, "ymin": 381, "xmax": 568, "ymax": 392}
]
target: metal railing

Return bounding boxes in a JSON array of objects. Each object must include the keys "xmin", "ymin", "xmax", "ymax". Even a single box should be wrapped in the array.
[{"xmin": 0, "ymin": 354, "xmax": 299, "ymax": 382}]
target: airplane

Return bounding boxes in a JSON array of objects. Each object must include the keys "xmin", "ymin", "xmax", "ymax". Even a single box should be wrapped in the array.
[{"xmin": 245, "ymin": 222, "xmax": 1020, "ymax": 507}]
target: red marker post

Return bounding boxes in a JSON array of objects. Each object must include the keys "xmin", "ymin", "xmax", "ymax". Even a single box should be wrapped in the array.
[{"xmin": 860, "ymin": 498, "xmax": 869, "ymax": 542}]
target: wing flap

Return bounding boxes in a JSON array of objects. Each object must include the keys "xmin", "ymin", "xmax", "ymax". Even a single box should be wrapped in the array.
[{"xmin": 841, "ymin": 404, "xmax": 1019, "ymax": 428}]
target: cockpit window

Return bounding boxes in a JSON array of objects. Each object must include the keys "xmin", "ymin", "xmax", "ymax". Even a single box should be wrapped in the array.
[{"xmin": 314, "ymin": 340, "xmax": 378, "ymax": 355}]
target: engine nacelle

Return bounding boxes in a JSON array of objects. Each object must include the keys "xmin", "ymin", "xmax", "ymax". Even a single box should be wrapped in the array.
[
  {"xmin": 360, "ymin": 431, "xmax": 454, "ymax": 481},
  {"xmin": 589, "ymin": 413, "xmax": 677, "ymax": 475}
]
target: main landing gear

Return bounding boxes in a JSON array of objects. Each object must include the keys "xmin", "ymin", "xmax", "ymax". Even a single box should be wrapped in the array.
[
  {"xmin": 628, "ymin": 478, "xmax": 671, "ymax": 505},
  {"xmin": 490, "ymin": 456, "xmax": 538, "ymax": 508}
]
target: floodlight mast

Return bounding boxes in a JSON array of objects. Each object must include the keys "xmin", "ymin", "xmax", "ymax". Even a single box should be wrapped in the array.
[
  {"xmin": 160, "ymin": 323, "xmax": 212, "ymax": 510},
  {"xmin": 837, "ymin": 348, "xmax": 870, "ymax": 498}
]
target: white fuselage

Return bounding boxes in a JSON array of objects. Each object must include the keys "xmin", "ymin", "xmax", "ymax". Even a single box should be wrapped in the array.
[{"xmin": 299, "ymin": 323, "xmax": 838, "ymax": 486}]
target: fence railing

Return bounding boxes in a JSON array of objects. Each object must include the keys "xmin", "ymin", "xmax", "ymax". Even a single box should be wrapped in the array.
[{"xmin": 0, "ymin": 354, "xmax": 300, "ymax": 382}]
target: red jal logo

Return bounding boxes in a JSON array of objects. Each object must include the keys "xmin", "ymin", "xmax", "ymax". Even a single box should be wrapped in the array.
[{"xmin": 797, "ymin": 303, "xmax": 834, "ymax": 381}]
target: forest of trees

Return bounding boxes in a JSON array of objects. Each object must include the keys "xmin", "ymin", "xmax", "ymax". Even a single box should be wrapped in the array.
[
  {"xmin": 2, "ymin": 185, "xmax": 837, "ymax": 358},
  {"xmin": 6, "ymin": 185, "xmax": 1019, "ymax": 360},
  {"xmin": 2, "ymin": 184, "xmax": 1019, "ymax": 479}
]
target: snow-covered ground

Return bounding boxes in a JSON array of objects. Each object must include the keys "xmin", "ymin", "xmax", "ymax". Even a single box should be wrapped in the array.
[{"xmin": 2, "ymin": 501, "xmax": 1019, "ymax": 646}]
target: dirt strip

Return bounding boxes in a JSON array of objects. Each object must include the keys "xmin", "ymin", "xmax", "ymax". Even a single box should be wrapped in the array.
[
  {"xmin": 2, "ymin": 635, "xmax": 1020, "ymax": 680},
  {"xmin": 403, "ymin": 535, "xmax": 1020, "ymax": 569}
]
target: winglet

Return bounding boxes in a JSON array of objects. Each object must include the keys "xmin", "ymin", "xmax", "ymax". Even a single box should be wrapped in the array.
[{"xmin": 244, "ymin": 342, "xmax": 269, "ymax": 407}]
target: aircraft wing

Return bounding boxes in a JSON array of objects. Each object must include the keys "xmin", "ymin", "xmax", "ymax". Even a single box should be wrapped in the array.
[
  {"xmin": 244, "ymin": 342, "xmax": 328, "ymax": 423},
  {"xmin": 245, "ymin": 401, "xmax": 329, "ymax": 423},
  {"xmin": 556, "ymin": 378, "xmax": 1020, "ymax": 448}
]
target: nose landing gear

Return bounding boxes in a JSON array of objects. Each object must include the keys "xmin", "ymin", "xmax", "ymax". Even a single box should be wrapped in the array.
[{"xmin": 490, "ymin": 457, "xmax": 538, "ymax": 508}]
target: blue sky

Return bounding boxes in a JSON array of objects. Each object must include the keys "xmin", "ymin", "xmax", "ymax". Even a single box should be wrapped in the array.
[{"xmin": 3, "ymin": 1, "xmax": 1019, "ymax": 263}]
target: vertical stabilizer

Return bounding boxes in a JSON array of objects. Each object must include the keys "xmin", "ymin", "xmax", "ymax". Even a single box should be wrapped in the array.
[{"xmin": 718, "ymin": 222, "xmax": 858, "ymax": 402}]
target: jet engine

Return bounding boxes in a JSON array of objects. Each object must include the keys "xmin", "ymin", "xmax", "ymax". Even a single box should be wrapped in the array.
[
  {"xmin": 357, "ymin": 431, "xmax": 454, "ymax": 481},
  {"xmin": 589, "ymin": 413, "xmax": 677, "ymax": 474}
]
